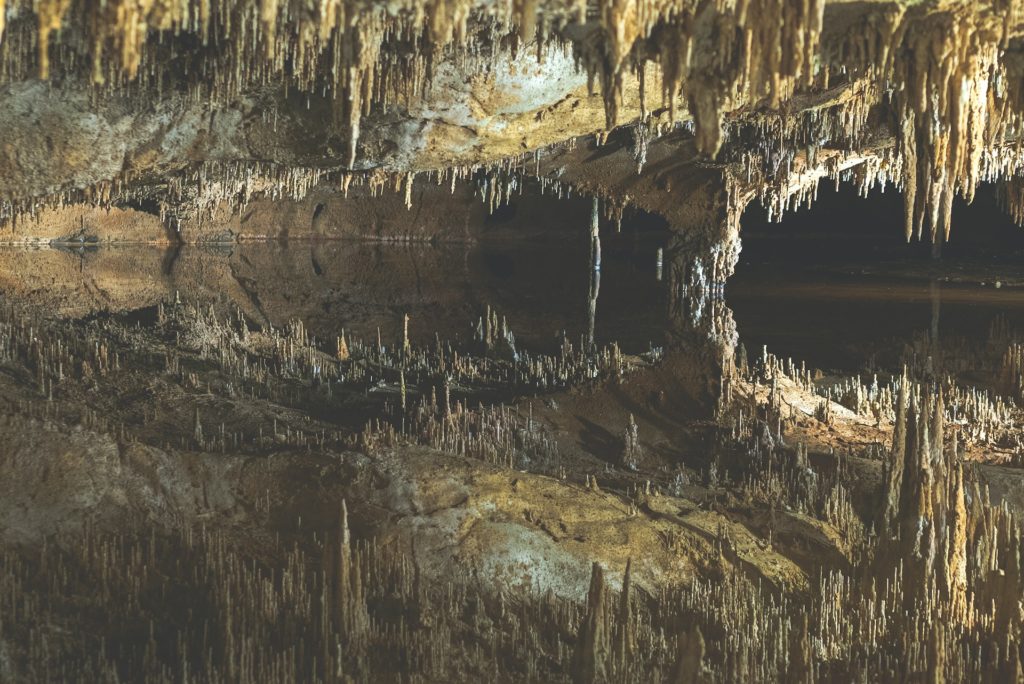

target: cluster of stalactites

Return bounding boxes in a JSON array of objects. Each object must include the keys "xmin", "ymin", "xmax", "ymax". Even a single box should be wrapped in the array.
[
  {"xmin": 888, "ymin": 5, "xmax": 1016, "ymax": 244},
  {"xmin": 627, "ymin": 0, "xmax": 1024, "ymax": 245},
  {"xmin": 0, "ymin": 0, "xmax": 832, "ymax": 161},
  {"xmin": 10, "ymin": 0, "xmax": 523, "ymax": 81},
  {"xmin": 719, "ymin": 2, "xmax": 1024, "ymax": 243},
  {"xmin": 0, "ymin": 142, "xmax": 589, "ymax": 228},
  {"xmin": 572, "ymin": 0, "xmax": 825, "ymax": 157},
  {"xmin": 996, "ymin": 176, "xmax": 1024, "ymax": 226},
  {"xmin": 13, "ymin": 0, "xmax": 1024, "ymax": 248},
  {"xmin": 728, "ymin": 79, "xmax": 886, "ymax": 224},
  {"xmin": 0, "ymin": 0, "xmax": 555, "ymax": 168},
  {"xmin": 836, "ymin": 2, "xmax": 1024, "ymax": 242}
]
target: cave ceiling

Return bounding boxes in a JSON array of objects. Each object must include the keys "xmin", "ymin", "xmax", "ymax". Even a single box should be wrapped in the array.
[{"xmin": 2, "ymin": 0, "xmax": 1024, "ymax": 244}]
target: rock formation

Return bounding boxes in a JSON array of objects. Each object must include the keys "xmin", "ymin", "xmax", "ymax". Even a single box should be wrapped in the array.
[
  {"xmin": 3, "ymin": 0, "xmax": 1024, "ymax": 265},
  {"xmin": 5, "ymin": 1, "xmax": 1024, "ymax": 682}
]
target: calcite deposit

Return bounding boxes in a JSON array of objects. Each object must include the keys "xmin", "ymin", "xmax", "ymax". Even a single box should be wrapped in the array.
[
  {"xmin": 4, "ymin": 1, "xmax": 1024, "ymax": 682},
  {"xmin": 0, "ymin": 1, "xmax": 1019, "ymax": 250}
]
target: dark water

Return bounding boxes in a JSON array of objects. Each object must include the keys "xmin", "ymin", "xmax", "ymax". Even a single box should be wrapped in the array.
[
  {"xmin": 3, "ymin": 237, "xmax": 1024, "ymax": 379},
  {"xmin": 0, "ymin": 240, "xmax": 669, "ymax": 355},
  {"xmin": 733, "ymin": 181, "xmax": 1024, "ymax": 376},
  {"xmin": 730, "ymin": 266, "xmax": 1024, "ymax": 375}
]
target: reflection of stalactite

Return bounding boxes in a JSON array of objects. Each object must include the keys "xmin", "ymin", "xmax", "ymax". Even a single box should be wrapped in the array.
[
  {"xmin": 997, "ymin": 177, "xmax": 1024, "ymax": 226},
  {"xmin": 587, "ymin": 197, "xmax": 601, "ymax": 352},
  {"xmin": 999, "ymin": 342, "xmax": 1024, "ymax": 402},
  {"xmin": 879, "ymin": 381, "xmax": 970, "ymax": 622},
  {"xmin": 662, "ymin": 225, "xmax": 737, "ymax": 414}
]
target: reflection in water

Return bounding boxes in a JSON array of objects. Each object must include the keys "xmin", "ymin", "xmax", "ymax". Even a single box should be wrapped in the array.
[
  {"xmin": 5, "ymin": 243, "xmax": 1024, "ymax": 386},
  {"xmin": 5, "ymin": 237, "xmax": 1024, "ymax": 680},
  {"xmin": 0, "ymin": 240, "xmax": 674, "ymax": 354},
  {"xmin": 730, "ymin": 266, "xmax": 1024, "ymax": 382},
  {"xmin": 588, "ymin": 197, "xmax": 601, "ymax": 351},
  {"xmin": 5, "ymin": 239, "xmax": 1024, "ymax": 431}
]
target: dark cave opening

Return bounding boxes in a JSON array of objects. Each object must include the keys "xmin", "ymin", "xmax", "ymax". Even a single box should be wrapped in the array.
[
  {"xmin": 737, "ymin": 181, "xmax": 1024, "ymax": 267},
  {"xmin": 730, "ymin": 182, "xmax": 1024, "ymax": 376}
]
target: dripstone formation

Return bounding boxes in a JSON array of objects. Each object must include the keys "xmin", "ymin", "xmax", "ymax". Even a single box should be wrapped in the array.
[
  {"xmin": 5, "ymin": 2, "xmax": 1024, "ymax": 683},
  {"xmin": 1, "ymin": 1, "xmax": 1024, "ymax": 257}
]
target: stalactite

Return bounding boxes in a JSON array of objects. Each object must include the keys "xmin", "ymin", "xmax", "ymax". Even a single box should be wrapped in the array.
[
  {"xmin": 888, "ymin": 7, "xmax": 1008, "ymax": 243},
  {"xmin": 578, "ymin": 0, "xmax": 825, "ymax": 156},
  {"xmin": 7, "ymin": 0, "xmax": 1024, "ymax": 248}
]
